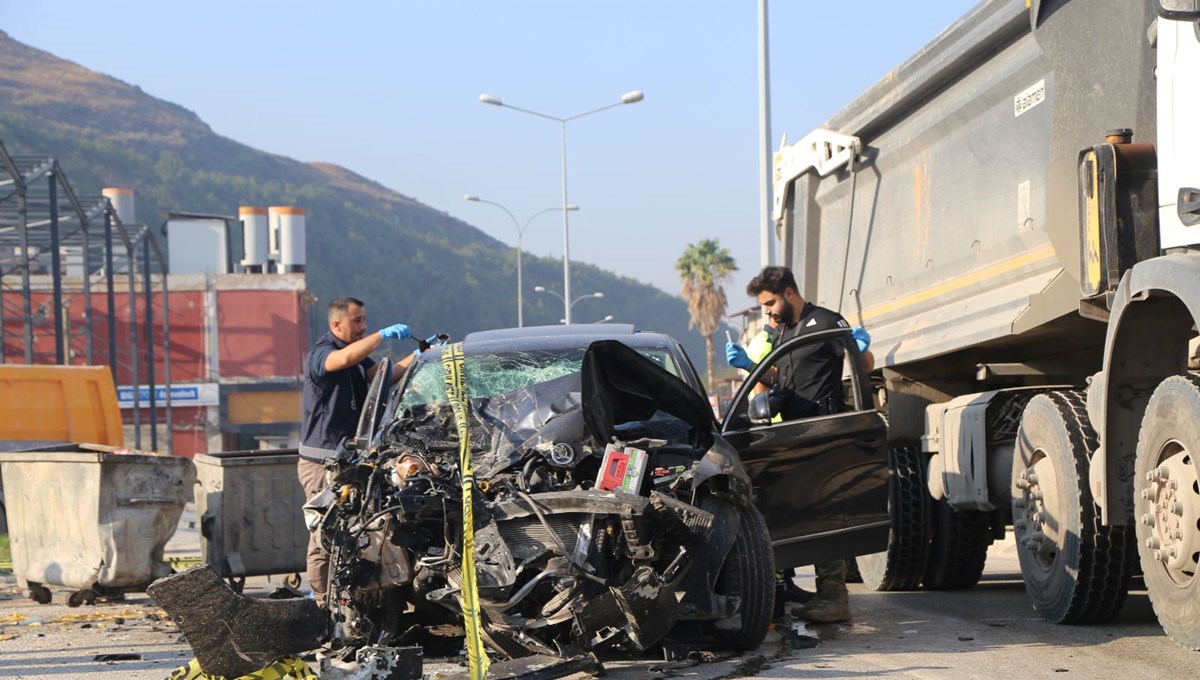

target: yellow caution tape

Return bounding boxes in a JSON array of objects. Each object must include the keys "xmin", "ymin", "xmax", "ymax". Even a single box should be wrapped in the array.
[
  {"xmin": 442, "ymin": 341, "xmax": 490, "ymax": 679},
  {"xmin": 168, "ymin": 555, "xmax": 203, "ymax": 570},
  {"xmin": 166, "ymin": 656, "xmax": 316, "ymax": 680}
]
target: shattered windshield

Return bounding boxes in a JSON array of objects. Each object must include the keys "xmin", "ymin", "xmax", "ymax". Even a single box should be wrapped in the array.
[
  {"xmin": 398, "ymin": 345, "xmax": 681, "ymax": 410},
  {"xmin": 390, "ymin": 342, "xmax": 695, "ymax": 478}
]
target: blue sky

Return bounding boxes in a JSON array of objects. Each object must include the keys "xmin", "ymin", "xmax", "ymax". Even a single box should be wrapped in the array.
[{"xmin": 3, "ymin": 1, "xmax": 978, "ymax": 303}]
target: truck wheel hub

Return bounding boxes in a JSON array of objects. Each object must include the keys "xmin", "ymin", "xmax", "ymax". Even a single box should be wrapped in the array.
[
  {"xmin": 1017, "ymin": 453, "xmax": 1062, "ymax": 566},
  {"xmin": 1146, "ymin": 441, "xmax": 1200, "ymax": 584}
]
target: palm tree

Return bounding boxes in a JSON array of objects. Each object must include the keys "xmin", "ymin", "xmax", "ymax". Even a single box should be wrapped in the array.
[{"xmin": 675, "ymin": 239, "xmax": 737, "ymax": 393}]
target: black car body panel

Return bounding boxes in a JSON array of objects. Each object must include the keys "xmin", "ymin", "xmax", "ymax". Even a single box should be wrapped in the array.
[{"xmin": 720, "ymin": 327, "xmax": 890, "ymax": 569}]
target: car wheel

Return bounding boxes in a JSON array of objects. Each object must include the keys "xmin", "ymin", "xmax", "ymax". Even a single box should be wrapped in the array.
[
  {"xmin": 857, "ymin": 445, "xmax": 931, "ymax": 591},
  {"xmin": 922, "ymin": 500, "xmax": 992, "ymax": 590},
  {"xmin": 1134, "ymin": 375, "xmax": 1200, "ymax": 649},
  {"xmin": 1012, "ymin": 391, "xmax": 1133, "ymax": 624},
  {"xmin": 710, "ymin": 503, "xmax": 774, "ymax": 651}
]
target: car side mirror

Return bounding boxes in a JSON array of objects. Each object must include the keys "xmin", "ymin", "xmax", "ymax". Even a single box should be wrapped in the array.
[{"xmin": 749, "ymin": 391, "xmax": 774, "ymax": 424}]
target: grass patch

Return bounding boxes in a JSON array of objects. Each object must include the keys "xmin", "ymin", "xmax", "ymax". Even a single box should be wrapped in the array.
[{"xmin": 0, "ymin": 534, "xmax": 9, "ymax": 571}]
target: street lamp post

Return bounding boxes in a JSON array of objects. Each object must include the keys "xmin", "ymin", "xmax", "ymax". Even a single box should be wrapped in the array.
[
  {"xmin": 533, "ymin": 287, "xmax": 604, "ymax": 324},
  {"xmin": 465, "ymin": 195, "xmax": 578, "ymax": 327},
  {"xmin": 480, "ymin": 90, "xmax": 644, "ymax": 324}
]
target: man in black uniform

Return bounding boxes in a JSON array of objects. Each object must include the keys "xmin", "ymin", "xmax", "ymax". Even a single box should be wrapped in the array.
[
  {"xmin": 299, "ymin": 296, "xmax": 414, "ymax": 603},
  {"xmin": 725, "ymin": 266, "xmax": 873, "ymax": 623}
]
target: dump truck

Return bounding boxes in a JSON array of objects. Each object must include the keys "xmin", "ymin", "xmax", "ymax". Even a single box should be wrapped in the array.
[{"xmin": 770, "ymin": 0, "xmax": 1200, "ymax": 649}]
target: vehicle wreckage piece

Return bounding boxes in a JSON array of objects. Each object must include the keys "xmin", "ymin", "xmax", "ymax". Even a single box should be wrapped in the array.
[
  {"xmin": 321, "ymin": 338, "xmax": 767, "ymax": 660},
  {"xmin": 320, "ymin": 645, "xmax": 423, "ymax": 680},
  {"xmin": 438, "ymin": 653, "xmax": 603, "ymax": 680},
  {"xmin": 147, "ymin": 565, "xmax": 327, "ymax": 678}
]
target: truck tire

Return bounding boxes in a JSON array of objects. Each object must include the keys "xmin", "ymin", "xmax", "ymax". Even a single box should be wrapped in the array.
[
  {"xmin": 1012, "ymin": 391, "xmax": 1133, "ymax": 624},
  {"xmin": 1133, "ymin": 374, "xmax": 1200, "ymax": 650},
  {"xmin": 922, "ymin": 499, "xmax": 992, "ymax": 590},
  {"xmin": 856, "ymin": 445, "xmax": 931, "ymax": 591},
  {"xmin": 710, "ymin": 503, "xmax": 774, "ymax": 651}
]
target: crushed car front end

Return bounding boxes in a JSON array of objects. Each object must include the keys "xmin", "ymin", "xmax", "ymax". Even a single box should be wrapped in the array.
[{"xmin": 311, "ymin": 333, "xmax": 774, "ymax": 660}]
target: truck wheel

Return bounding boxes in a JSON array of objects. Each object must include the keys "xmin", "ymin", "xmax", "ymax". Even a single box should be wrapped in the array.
[
  {"xmin": 710, "ymin": 503, "xmax": 774, "ymax": 651},
  {"xmin": 1134, "ymin": 375, "xmax": 1200, "ymax": 650},
  {"xmin": 922, "ymin": 500, "xmax": 992, "ymax": 590},
  {"xmin": 856, "ymin": 445, "xmax": 931, "ymax": 591},
  {"xmin": 1012, "ymin": 391, "xmax": 1133, "ymax": 624}
]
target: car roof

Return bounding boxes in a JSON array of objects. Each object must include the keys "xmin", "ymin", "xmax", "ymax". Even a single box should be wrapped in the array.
[
  {"xmin": 448, "ymin": 324, "xmax": 678, "ymax": 356},
  {"xmin": 464, "ymin": 323, "xmax": 637, "ymax": 343}
]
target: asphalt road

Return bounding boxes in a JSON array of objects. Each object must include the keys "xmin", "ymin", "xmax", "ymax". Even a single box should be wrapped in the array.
[{"xmin": 0, "ymin": 523, "xmax": 1195, "ymax": 679}]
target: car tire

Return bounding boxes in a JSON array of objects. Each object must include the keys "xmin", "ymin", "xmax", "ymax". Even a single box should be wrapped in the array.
[
  {"xmin": 1012, "ymin": 391, "xmax": 1133, "ymax": 624},
  {"xmin": 922, "ymin": 500, "xmax": 992, "ymax": 590},
  {"xmin": 710, "ymin": 503, "xmax": 774, "ymax": 651},
  {"xmin": 857, "ymin": 445, "xmax": 931, "ymax": 591},
  {"xmin": 1134, "ymin": 375, "xmax": 1200, "ymax": 649}
]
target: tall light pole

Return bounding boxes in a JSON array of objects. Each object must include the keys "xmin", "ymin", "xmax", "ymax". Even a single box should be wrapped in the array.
[
  {"xmin": 479, "ymin": 90, "xmax": 644, "ymax": 323},
  {"xmin": 465, "ymin": 195, "xmax": 578, "ymax": 327},
  {"xmin": 533, "ymin": 286, "xmax": 604, "ymax": 324},
  {"xmin": 758, "ymin": 0, "xmax": 775, "ymax": 268}
]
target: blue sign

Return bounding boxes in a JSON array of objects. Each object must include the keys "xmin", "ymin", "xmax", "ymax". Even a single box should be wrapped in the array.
[{"xmin": 117, "ymin": 383, "xmax": 219, "ymax": 408}]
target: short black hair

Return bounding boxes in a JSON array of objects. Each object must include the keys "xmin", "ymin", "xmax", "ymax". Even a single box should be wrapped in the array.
[
  {"xmin": 746, "ymin": 266, "xmax": 798, "ymax": 297},
  {"xmin": 327, "ymin": 296, "xmax": 365, "ymax": 320}
]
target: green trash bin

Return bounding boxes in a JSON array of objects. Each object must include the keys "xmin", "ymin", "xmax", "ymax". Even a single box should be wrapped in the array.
[{"xmin": 0, "ymin": 444, "xmax": 194, "ymax": 606}]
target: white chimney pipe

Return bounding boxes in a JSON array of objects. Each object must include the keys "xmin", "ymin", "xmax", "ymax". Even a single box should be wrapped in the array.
[
  {"xmin": 277, "ymin": 207, "xmax": 306, "ymax": 273},
  {"xmin": 102, "ymin": 187, "xmax": 135, "ymax": 225},
  {"xmin": 239, "ymin": 206, "xmax": 269, "ymax": 273}
]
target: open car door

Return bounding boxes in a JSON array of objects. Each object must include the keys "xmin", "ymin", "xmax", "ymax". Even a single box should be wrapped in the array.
[{"xmin": 720, "ymin": 327, "xmax": 889, "ymax": 570}]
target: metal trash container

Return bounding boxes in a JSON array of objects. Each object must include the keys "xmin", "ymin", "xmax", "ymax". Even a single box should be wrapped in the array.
[
  {"xmin": 0, "ymin": 444, "xmax": 195, "ymax": 606},
  {"xmin": 193, "ymin": 449, "xmax": 307, "ymax": 591},
  {"xmin": 0, "ymin": 441, "xmax": 74, "ymax": 535}
]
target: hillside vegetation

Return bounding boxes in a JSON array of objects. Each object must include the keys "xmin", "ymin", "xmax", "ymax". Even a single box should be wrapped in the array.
[{"xmin": 0, "ymin": 31, "xmax": 713, "ymax": 376}]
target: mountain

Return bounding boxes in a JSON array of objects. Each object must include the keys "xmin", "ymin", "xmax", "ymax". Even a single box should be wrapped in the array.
[{"xmin": 0, "ymin": 30, "xmax": 722, "ymax": 381}]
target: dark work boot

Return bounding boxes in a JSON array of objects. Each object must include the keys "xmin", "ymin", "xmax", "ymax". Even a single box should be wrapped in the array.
[
  {"xmin": 776, "ymin": 568, "xmax": 815, "ymax": 603},
  {"xmin": 791, "ymin": 560, "xmax": 850, "ymax": 623}
]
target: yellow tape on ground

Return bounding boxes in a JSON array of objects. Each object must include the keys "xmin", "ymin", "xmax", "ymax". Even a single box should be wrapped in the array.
[
  {"xmin": 167, "ymin": 656, "xmax": 316, "ymax": 680},
  {"xmin": 442, "ymin": 341, "xmax": 490, "ymax": 679}
]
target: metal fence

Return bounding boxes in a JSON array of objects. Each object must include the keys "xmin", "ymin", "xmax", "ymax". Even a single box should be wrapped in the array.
[{"xmin": 0, "ymin": 138, "xmax": 173, "ymax": 453}]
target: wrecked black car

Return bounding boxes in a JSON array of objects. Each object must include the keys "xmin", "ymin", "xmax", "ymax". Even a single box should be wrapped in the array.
[{"xmin": 309, "ymin": 323, "xmax": 889, "ymax": 662}]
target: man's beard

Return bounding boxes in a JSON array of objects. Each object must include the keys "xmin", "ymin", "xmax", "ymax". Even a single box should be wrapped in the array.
[{"xmin": 771, "ymin": 299, "xmax": 796, "ymax": 326}]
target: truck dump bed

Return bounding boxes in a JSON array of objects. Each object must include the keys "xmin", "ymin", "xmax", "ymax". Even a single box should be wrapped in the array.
[{"xmin": 780, "ymin": 0, "xmax": 1157, "ymax": 369}]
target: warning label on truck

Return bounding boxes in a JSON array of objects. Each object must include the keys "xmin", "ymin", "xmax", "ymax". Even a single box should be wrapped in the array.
[{"xmin": 1014, "ymin": 79, "xmax": 1046, "ymax": 117}]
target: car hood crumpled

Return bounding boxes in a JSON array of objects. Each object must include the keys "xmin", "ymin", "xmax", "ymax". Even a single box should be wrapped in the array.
[{"xmin": 458, "ymin": 339, "xmax": 714, "ymax": 478}]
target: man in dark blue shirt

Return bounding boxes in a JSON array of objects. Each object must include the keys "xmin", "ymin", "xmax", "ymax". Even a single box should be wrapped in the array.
[{"xmin": 298, "ymin": 296, "xmax": 413, "ymax": 602}]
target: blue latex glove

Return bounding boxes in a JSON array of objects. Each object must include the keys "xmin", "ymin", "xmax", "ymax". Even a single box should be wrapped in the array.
[
  {"xmin": 379, "ymin": 323, "xmax": 412, "ymax": 340},
  {"xmin": 726, "ymin": 342, "xmax": 753, "ymax": 370},
  {"xmin": 851, "ymin": 326, "xmax": 871, "ymax": 353}
]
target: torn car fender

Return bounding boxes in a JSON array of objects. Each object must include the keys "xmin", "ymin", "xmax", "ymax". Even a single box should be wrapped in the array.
[{"xmin": 692, "ymin": 435, "xmax": 753, "ymax": 503}]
